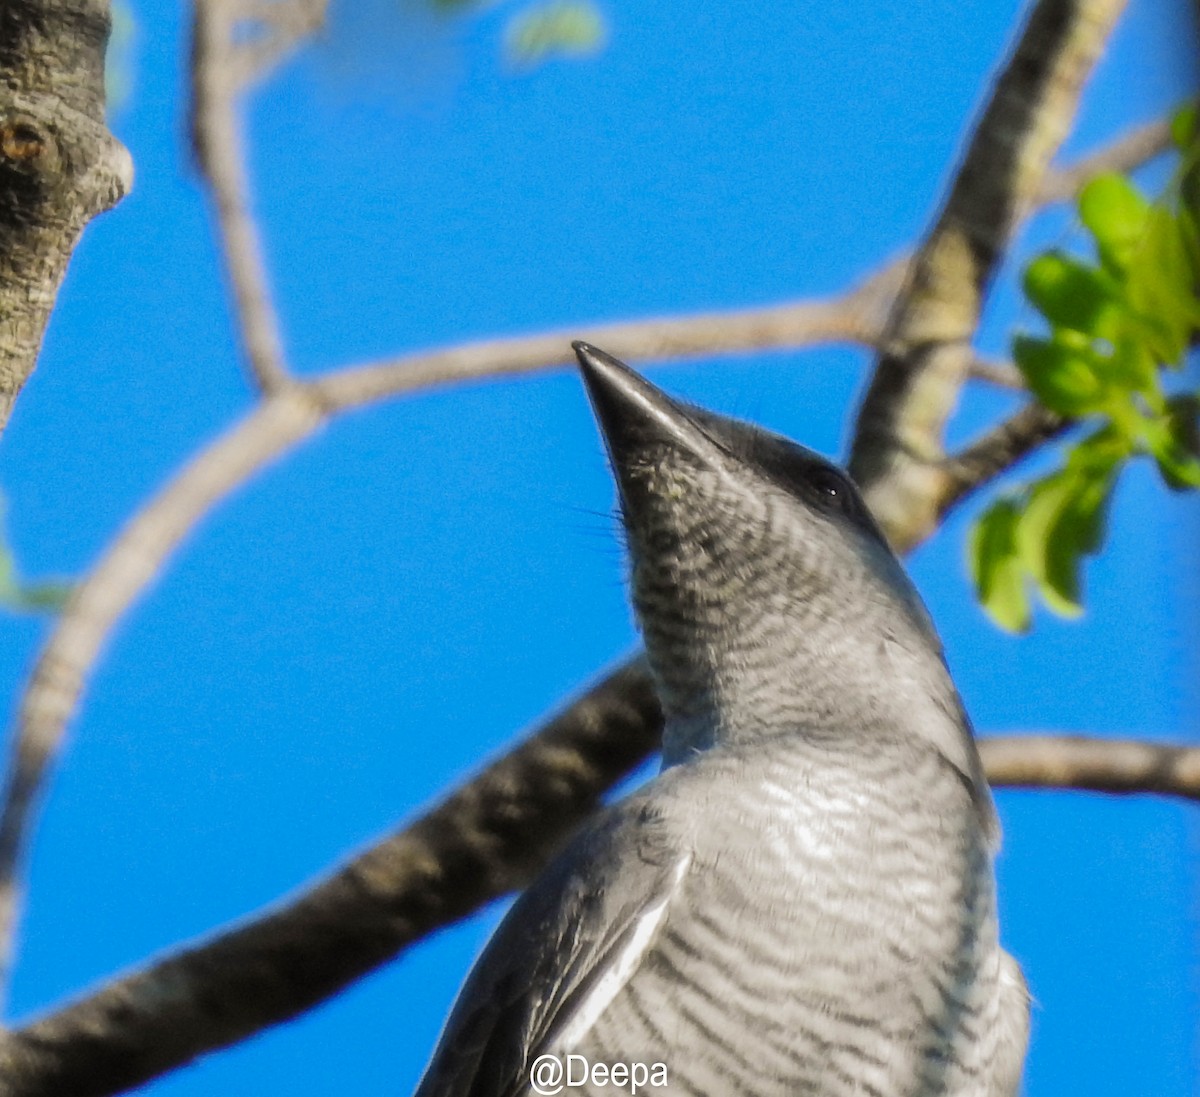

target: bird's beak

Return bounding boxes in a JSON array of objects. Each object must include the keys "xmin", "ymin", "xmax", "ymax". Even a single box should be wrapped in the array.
[{"xmin": 573, "ymin": 343, "xmax": 723, "ymax": 488}]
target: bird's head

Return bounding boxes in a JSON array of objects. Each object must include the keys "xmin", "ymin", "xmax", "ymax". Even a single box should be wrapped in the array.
[{"xmin": 576, "ymin": 342, "xmax": 991, "ymax": 823}]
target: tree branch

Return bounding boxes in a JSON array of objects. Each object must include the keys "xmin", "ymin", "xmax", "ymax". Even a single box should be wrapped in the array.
[
  {"xmin": 0, "ymin": 659, "xmax": 662, "ymax": 1097},
  {"xmin": 0, "ymin": 668, "xmax": 1196, "ymax": 1097},
  {"xmin": 228, "ymin": 0, "xmax": 331, "ymax": 88},
  {"xmin": 849, "ymin": 0, "xmax": 1127, "ymax": 550},
  {"xmin": 1037, "ymin": 116, "xmax": 1173, "ymax": 204},
  {"xmin": 980, "ymin": 735, "xmax": 1200, "ymax": 798},
  {"xmin": 936, "ymin": 403, "xmax": 1073, "ymax": 514},
  {"xmin": 190, "ymin": 0, "xmax": 318, "ymax": 394},
  {"xmin": 967, "ymin": 356, "xmax": 1026, "ymax": 391},
  {"xmin": 317, "ymin": 264, "xmax": 904, "ymax": 405},
  {"xmin": 0, "ymin": 0, "xmax": 132, "ymax": 435}
]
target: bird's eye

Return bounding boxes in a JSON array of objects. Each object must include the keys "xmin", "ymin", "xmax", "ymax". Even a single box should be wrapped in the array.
[
  {"xmin": 808, "ymin": 467, "xmax": 859, "ymax": 517},
  {"xmin": 811, "ymin": 469, "xmax": 847, "ymax": 500},
  {"xmin": 811, "ymin": 472, "xmax": 840, "ymax": 499}
]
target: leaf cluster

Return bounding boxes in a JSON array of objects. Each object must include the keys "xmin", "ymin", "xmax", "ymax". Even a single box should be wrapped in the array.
[
  {"xmin": 504, "ymin": 0, "xmax": 607, "ymax": 69},
  {"xmin": 972, "ymin": 104, "xmax": 1200, "ymax": 632}
]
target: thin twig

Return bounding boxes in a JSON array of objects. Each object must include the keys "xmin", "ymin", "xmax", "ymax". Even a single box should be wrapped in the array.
[
  {"xmin": 1037, "ymin": 117, "xmax": 1173, "ymax": 204},
  {"xmin": 981, "ymin": 734, "xmax": 1200, "ymax": 798},
  {"xmin": 968, "ymin": 357, "xmax": 1026, "ymax": 390},
  {"xmin": 321, "ymin": 270, "xmax": 1013, "ymax": 401},
  {"xmin": 849, "ymin": 0, "xmax": 1128, "ymax": 550},
  {"xmin": 191, "ymin": 0, "xmax": 297, "ymax": 394},
  {"xmin": 229, "ymin": 0, "xmax": 330, "ymax": 88},
  {"xmin": 318, "ymin": 268, "xmax": 903, "ymax": 406},
  {"xmin": 936, "ymin": 403, "xmax": 1073, "ymax": 514}
]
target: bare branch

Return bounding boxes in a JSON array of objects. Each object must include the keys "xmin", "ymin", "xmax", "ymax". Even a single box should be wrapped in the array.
[
  {"xmin": 225, "ymin": 0, "xmax": 330, "ymax": 88},
  {"xmin": 0, "ymin": 659, "xmax": 661, "ymax": 1097},
  {"xmin": 968, "ymin": 357, "xmax": 1026, "ymax": 390},
  {"xmin": 849, "ymin": 0, "xmax": 1127, "ymax": 551},
  {"xmin": 319, "ymin": 267, "xmax": 905, "ymax": 406},
  {"xmin": 0, "ymin": 0, "xmax": 132, "ymax": 435},
  {"xmin": 981, "ymin": 735, "xmax": 1200, "ymax": 799},
  {"xmin": 937, "ymin": 403, "xmax": 1073, "ymax": 515},
  {"xmin": 190, "ymin": 0, "xmax": 308, "ymax": 394},
  {"xmin": 1037, "ymin": 116, "xmax": 1173, "ymax": 204},
  {"xmin": 1, "ymin": 669, "xmax": 1197, "ymax": 1097}
]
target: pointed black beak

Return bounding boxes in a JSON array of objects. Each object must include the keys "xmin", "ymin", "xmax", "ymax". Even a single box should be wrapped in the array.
[{"xmin": 573, "ymin": 342, "xmax": 720, "ymax": 481}]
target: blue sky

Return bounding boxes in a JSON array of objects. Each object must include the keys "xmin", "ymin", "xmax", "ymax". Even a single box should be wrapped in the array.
[{"xmin": 0, "ymin": 0, "xmax": 1196, "ymax": 1094}]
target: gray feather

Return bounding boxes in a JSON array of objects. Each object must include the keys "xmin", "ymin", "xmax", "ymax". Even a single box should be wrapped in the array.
[
  {"xmin": 413, "ymin": 789, "xmax": 686, "ymax": 1097},
  {"xmin": 413, "ymin": 344, "xmax": 1029, "ymax": 1096}
]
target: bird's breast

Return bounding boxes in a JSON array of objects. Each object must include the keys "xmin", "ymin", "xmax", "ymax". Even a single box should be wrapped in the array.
[{"xmin": 580, "ymin": 736, "xmax": 1006, "ymax": 1096}]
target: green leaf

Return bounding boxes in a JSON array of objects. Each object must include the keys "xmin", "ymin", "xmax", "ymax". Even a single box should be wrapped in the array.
[
  {"xmin": 1068, "ymin": 466, "xmax": 1117, "ymax": 557},
  {"xmin": 1, "ymin": 581, "xmax": 74, "ymax": 614},
  {"xmin": 1013, "ymin": 334, "xmax": 1106, "ymax": 415},
  {"xmin": 1049, "ymin": 469, "xmax": 1114, "ymax": 610},
  {"xmin": 0, "ymin": 562, "xmax": 72, "ymax": 613},
  {"xmin": 970, "ymin": 499, "xmax": 1030, "ymax": 633},
  {"xmin": 1016, "ymin": 463, "xmax": 1116, "ymax": 619},
  {"xmin": 1126, "ymin": 206, "xmax": 1200, "ymax": 363},
  {"xmin": 505, "ymin": 1, "xmax": 607, "ymax": 69},
  {"xmin": 1066, "ymin": 425, "xmax": 1130, "ymax": 477},
  {"xmin": 1015, "ymin": 472, "xmax": 1084, "ymax": 617},
  {"xmin": 1108, "ymin": 331, "xmax": 1160, "ymax": 397},
  {"xmin": 1079, "ymin": 173, "xmax": 1150, "ymax": 274},
  {"xmin": 0, "ymin": 498, "xmax": 74, "ymax": 615},
  {"xmin": 0, "ymin": 540, "xmax": 15, "ymax": 596},
  {"xmin": 1023, "ymin": 251, "xmax": 1122, "ymax": 337},
  {"xmin": 1178, "ymin": 204, "xmax": 1200, "ymax": 279},
  {"xmin": 1170, "ymin": 101, "xmax": 1198, "ymax": 152},
  {"xmin": 1144, "ymin": 396, "xmax": 1200, "ymax": 490}
]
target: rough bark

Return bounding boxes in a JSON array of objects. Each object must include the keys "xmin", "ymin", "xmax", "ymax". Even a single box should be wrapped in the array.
[
  {"xmin": 849, "ymin": 0, "xmax": 1126, "ymax": 548},
  {"xmin": 0, "ymin": 0, "xmax": 132, "ymax": 434}
]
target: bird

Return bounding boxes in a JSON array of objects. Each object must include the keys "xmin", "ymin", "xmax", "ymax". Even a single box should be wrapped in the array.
[{"xmin": 413, "ymin": 342, "xmax": 1029, "ymax": 1097}]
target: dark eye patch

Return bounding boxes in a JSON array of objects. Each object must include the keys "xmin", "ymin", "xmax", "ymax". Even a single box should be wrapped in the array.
[
  {"xmin": 757, "ymin": 443, "xmax": 866, "ymax": 521},
  {"xmin": 686, "ymin": 408, "xmax": 873, "ymax": 523},
  {"xmin": 676, "ymin": 402, "xmax": 880, "ymax": 535}
]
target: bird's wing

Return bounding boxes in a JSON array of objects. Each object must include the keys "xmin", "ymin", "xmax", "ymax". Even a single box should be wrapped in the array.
[
  {"xmin": 988, "ymin": 950, "xmax": 1031, "ymax": 1097},
  {"xmin": 412, "ymin": 790, "xmax": 689, "ymax": 1097}
]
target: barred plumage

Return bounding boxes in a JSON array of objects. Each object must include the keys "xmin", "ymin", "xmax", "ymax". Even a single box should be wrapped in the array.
[{"xmin": 413, "ymin": 344, "xmax": 1028, "ymax": 1097}]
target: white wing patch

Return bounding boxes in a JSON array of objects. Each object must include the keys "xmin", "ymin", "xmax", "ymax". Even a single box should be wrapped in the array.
[{"xmin": 550, "ymin": 853, "xmax": 692, "ymax": 1052}]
